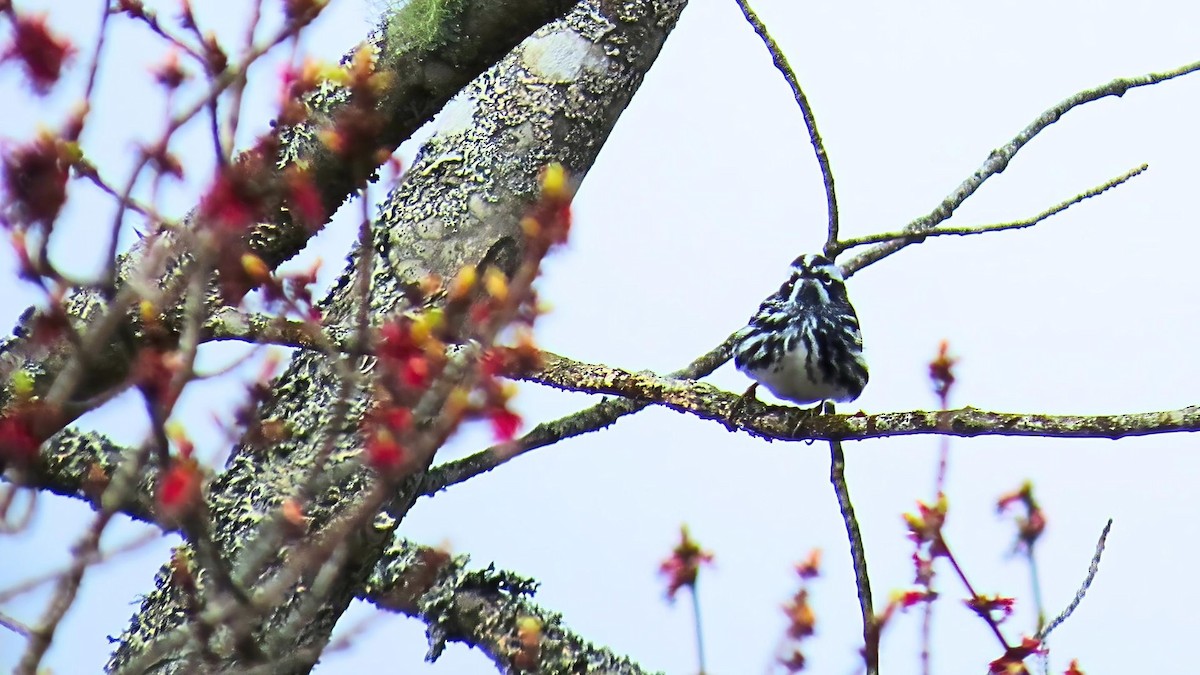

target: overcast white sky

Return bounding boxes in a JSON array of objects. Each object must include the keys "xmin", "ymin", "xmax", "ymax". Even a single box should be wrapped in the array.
[{"xmin": 2, "ymin": 0, "xmax": 1199, "ymax": 673}]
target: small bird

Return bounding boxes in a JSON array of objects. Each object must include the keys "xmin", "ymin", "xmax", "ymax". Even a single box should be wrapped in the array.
[{"xmin": 732, "ymin": 253, "xmax": 868, "ymax": 407}]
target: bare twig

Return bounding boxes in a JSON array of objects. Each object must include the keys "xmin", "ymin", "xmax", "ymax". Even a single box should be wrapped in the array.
[
  {"xmin": 1037, "ymin": 519, "xmax": 1113, "ymax": 641},
  {"xmin": 13, "ymin": 394, "xmax": 175, "ymax": 674},
  {"xmin": 17, "ymin": 484, "xmax": 136, "ymax": 672},
  {"xmin": 690, "ymin": 585, "xmax": 708, "ymax": 675},
  {"xmin": 0, "ymin": 610, "xmax": 32, "ymax": 637},
  {"xmin": 732, "ymin": 0, "xmax": 839, "ymax": 247},
  {"xmin": 114, "ymin": 3, "xmax": 209, "ymax": 65},
  {"xmin": 1027, "ymin": 544, "xmax": 1047, "ymax": 634},
  {"xmin": 920, "ymin": 595, "xmax": 933, "ymax": 675},
  {"xmin": 829, "ymin": 436, "xmax": 876, "ymax": 675},
  {"xmin": 73, "ymin": 0, "xmax": 112, "ymax": 141},
  {"xmin": 0, "ymin": 531, "xmax": 158, "ymax": 604},
  {"xmin": 0, "ymin": 484, "xmax": 36, "ymax": 533},
  {"xmin": 837, "ymin": 60, "xmax": 1200, "ymax": 276},
  {"xmin": 834, "ymin": 164, "xmax": 1149, "ymax": 252}
]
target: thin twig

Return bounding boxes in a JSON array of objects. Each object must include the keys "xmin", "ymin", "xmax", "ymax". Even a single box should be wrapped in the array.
[
  {"xmin": 0, "ymin": 531, "xmax": 160, "ymax": 605},
  {"xmin": 0, "ymin": 610, "xmax": 32, "ymax": 637},
  {"xmin": 0, "ymin": 484, "xmax": 36, "ymax": 533},
  {"xmin": 920, "ymin": 597, "xmax": 933, "ymax": 675},
  {"xmin": 1028, "ymin": 546, "xmax": 1047, "ymax": 635},
  {"xmin": 222, "ymin": 0, "xmax": 269, "ymax": 163},
  {"xmin": 732, "ymin": 0, "xmax": 839, "ymax": 248},
  {"xmin": 73, "ymin": 157, "xmax": 164, "ymax": 223},
  {"xmin": 17, "ymin": 463, "xmax": 145, "ymax": 672},
  {"xmin": 70, "ymin": 0, "xmax": 111, "ymax": 141},
  {"xmin": 837, "ymin": 60, "xmax": 1200, "ymax": 276},
  {"xmin": 940, "ymin": 538, "xmax": 1009, "ymax": 650},
  {"xmin": 834, "ymin": 164, "xmax": 1148, "ymax": 252},
  {"xmin": 828, "ymin": 437, "xmax": 876, "ymax": 675},
  {"xmin": 690, "ymin": 585, "xmax": 707, "ymax": 675},
  {"xmin": 1038, "ymin": 519, "xmax": 1113, "ymax": 641},
  {"xmin": 114, "ymin": 3, "xmax": 209, "ymax": 65}
]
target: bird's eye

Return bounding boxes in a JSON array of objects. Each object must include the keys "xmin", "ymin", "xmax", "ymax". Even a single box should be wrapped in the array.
[{"xmin": 819, "ymin": 276, "xmax": 834, "ymax": 286}]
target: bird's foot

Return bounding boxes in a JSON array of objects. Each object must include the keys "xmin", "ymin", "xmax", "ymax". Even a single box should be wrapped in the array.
[
  {"xmin": 791, "ymin": 400, "xmax": 834, "ymax": 438},
  {"xmin": 727, "ymin": 383, "xmax": 759, "ymax": 429}
]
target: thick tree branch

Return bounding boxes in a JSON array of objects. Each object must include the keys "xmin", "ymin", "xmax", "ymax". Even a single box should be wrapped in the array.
[
  {"xmin": 7, "ymin": 428, "xmax": 657, "ymax": 674},
  {"xmin": 260, "ymin": 0, "xmax": 577, "ymax": 267}
]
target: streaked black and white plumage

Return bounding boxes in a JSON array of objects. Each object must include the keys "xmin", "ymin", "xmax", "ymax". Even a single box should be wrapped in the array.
[{"xmin": 733, "ymin": 254, "xmax": 868, "ymax": 405}]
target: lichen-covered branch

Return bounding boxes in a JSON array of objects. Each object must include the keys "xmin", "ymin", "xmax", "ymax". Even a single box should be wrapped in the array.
[
  {"xmin": 9, "ymin": 339, "xmax": 738, "ymax": 537},
  {"xmin": 524, "ymin": 351, "xmax": 1200, "ymax": 442},
  {"xmin": 362, "ymin": 540, "xmax": 658, "ymax": 674},
  {"xmin": 18, "ymin": 428, "xmax": 157, "ymax": 524},
  {"xmin": 204, "ymin": 307, "xmax": 357, "ymax": 352}
]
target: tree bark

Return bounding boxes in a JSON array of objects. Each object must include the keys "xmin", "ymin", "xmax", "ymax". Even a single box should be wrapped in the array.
[
  {"xmin": 104, "ymin": 0, "xmax": 687, "ymax": 672},
  {"xmin": 0, "ymin": 0, "xmax": 576, "ymax": 417}
]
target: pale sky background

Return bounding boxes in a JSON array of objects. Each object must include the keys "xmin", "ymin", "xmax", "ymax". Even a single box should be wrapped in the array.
[{"xmin": 2, "ymin": 0, "xmax": 1199, "ymax": 673}]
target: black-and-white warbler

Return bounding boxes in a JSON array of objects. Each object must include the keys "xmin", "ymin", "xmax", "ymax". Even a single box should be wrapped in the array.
[{"xmin": 732, "ymin": 253, "xmax": 868, "ymax": 406}]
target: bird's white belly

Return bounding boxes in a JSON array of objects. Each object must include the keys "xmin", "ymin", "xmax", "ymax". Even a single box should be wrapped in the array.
[{"xmin": 746, "ymin": 342, "xmax": 844, "ymax": 404}]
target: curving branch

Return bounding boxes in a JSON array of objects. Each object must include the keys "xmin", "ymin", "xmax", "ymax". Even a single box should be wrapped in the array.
[{"xmin": 732, "ymin": 0, "xmax": 839, "ymax": 248}]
